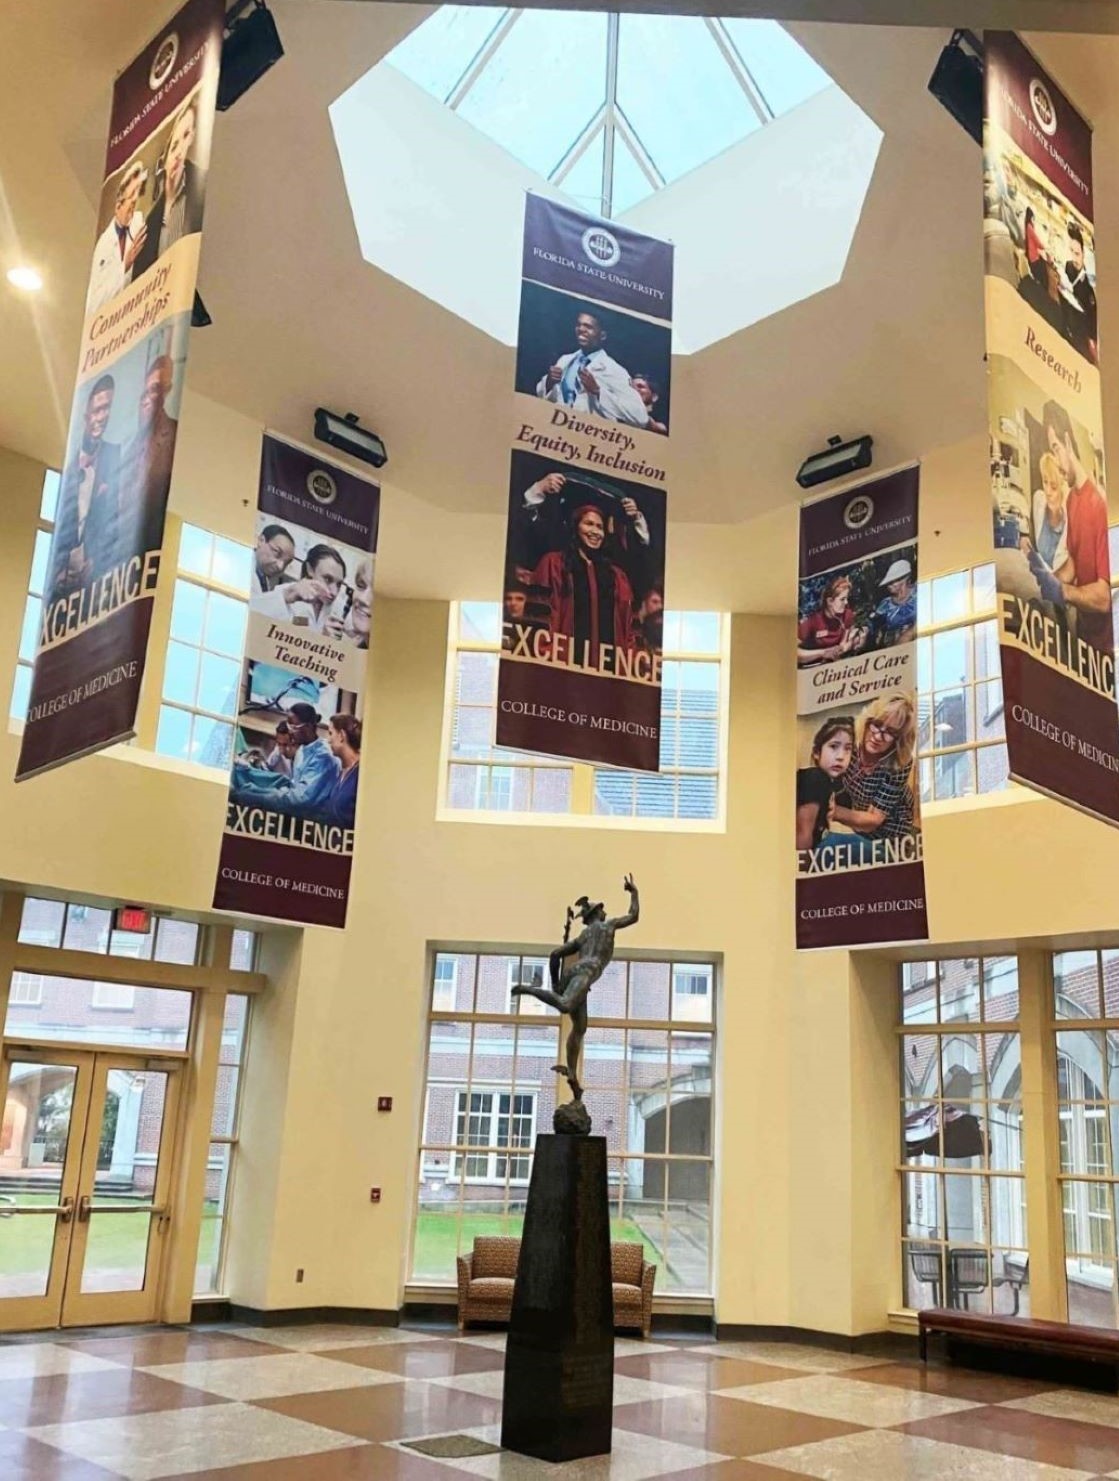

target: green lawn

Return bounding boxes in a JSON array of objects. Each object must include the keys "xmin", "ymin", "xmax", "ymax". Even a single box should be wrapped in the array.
[
  {"xmin": 412, "ymin": 1209, "xmax": 661, "ymax": 1281},
  {"xmin": 0, "ymin": 1193, "xmax": 220, "ymax": 1286}
]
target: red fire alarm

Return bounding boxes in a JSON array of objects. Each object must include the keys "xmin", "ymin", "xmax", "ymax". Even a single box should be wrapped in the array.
[
  {"xmin": 112, "ymin": 905, "xmax": 153, "ymax": 935},
  {"xmin": 377, "ymin": 1096, "xmax": 392, "ymax": 1112}
]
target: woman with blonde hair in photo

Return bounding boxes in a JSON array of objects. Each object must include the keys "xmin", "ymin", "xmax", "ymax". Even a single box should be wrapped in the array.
[
  {"xmin": 816, "ymin": 692, "xmax": 918, "ymax": 864},
  {"xmin": 1027, "ymin": 449, "xmax": 1070, "ymax": 574}
]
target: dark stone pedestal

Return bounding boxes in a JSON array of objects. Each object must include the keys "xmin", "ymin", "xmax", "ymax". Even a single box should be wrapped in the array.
[{"xmin": 501, "ymin": 1134, "xmax": 613, "ymax": 1461}]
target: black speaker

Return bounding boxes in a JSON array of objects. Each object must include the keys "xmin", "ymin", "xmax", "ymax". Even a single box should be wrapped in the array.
[
  {"xmin": 217, "ymin": 3, "xmax": 284, "ymax": 112},
  {"xmin": 928, "ymin": 31, "xmax": 984, "ymax": 146}
]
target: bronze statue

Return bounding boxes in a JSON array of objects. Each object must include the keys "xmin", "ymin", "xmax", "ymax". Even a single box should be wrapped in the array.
[{"xmin": 513, "ymin": 875, "xmax": 639, "ymax": 1133}]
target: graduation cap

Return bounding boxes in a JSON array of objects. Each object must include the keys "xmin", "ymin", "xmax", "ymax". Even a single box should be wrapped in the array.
[{"xmin": 553, "ymin": 475, "xmax": 643, "ymax": 549}]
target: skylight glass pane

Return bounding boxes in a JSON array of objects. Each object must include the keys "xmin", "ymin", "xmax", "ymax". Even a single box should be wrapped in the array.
[
  {"xmin": 721, "ymin": 19, "xmax": 831, "ymax": 117},
  {"xmin": 611, "ymin": 134, "xmax": 656, "ymax": 217},
  {"xmin": 557, "ymin": 128, "xmax": 605, "ymax": 216},
  {"xmin": 456, "ymin": 10, "xmax": 608, "ymax": 178},
  {"xmin": 388, "ymin": 5, "xmax": 511, "ymax": 103},
  {"xmin": 617, "ymin": 15, "xmax": 761, "ymax": 185}
]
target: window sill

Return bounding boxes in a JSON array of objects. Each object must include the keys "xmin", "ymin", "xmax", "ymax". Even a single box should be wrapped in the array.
[
  {"xmin": 7, "ymin": 719, "xmax": 228, "ymax": 787},
  {"xmin": 923, "ymin": 783, "xmax": 1042, "ymax": 819},
  {"xmin": 437, "ymin": 806, "xmax": 725, "ymax": 834}
]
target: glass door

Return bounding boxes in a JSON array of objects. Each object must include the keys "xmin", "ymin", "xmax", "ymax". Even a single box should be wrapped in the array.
[
  {"xmin": 0, "ymin": 1050, "xmax": 93, "ymax": 1329},
  {"xmin": 0, "ymin": 1049, "xmax": 182, "ymax": 1330},
  {"xmin": 61, "ymin": 1058, "xmax": 183, "ymax": 1326}
]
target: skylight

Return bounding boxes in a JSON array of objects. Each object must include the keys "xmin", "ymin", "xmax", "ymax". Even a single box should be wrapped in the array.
[
  {"xmin": 331, "ymin": 11, "xmax": 881, "ymax": 350},
  {"xmin": 386, "ymin": 7, "xmax": 832, "ymax": 218}
]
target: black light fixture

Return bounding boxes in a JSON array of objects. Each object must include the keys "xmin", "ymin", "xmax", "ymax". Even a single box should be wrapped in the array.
[
  {"xmin": 928, "ymin": 29, "xmax": 984, "ymax": 146},
  {"xmin": 314, "ymin": 408, "xmax": 388, "ymax": 470},
  {"xmin": 217, "ymin": 0, "xmax": 284, "ymax": 112},
  {"xmin": 795, "ymin": 434, "xmax": 873, "ymax": 490}
]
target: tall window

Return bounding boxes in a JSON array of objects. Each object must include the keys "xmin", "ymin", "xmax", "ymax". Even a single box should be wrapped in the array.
[
  {"xmin": 10, "ymin": 469, "xmax": 60, "ymax": 722},
  {"xmin": 915, "ymin": 562, "xmax": 1009, "ymax": 804},
  {"xmin": 442, "ymin": 603, "xmax": 727, "ymax": 823},
  {"xmin": 899, "ymin": 957, "xmax": 1027, "ymax": 1316},
  {"xmin": 414, "ymin": 950, "xmax": 716, "ymax": 1295},
  {"xmin": 196, "ymin": 992, "xmax": 251, "ymax": 1296},
  {"xmin": 1053, "ymin": 950, "xmax": 1119, "ymax": 1329},
  {"xmin": 156, "ymin": 523, "xmax": 251, "ymax": 771},
  {"xmin": 915, "ymin": 538, "xmax": 1119, "ymax": 805}
]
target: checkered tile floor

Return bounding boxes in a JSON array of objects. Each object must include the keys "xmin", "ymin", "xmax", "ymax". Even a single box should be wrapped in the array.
[{"xmin": 0, "ymin": 1324, "xmax": 1117, "ymax": 1479}]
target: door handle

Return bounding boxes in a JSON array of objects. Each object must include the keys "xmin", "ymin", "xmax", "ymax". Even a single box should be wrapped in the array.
[
  {"xmin": 59, "ymin": 1195, "xmax": 74, "ymax": 1224},
  {"xmin": 77, "ymin": 1194, "xmax": 91, "ymax": 1223}
]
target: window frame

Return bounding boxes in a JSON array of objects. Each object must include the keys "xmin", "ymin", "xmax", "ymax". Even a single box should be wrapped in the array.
[
  {"xmin": 450, "ymin": 1086, "xmax": 537, "ymax": 1185},
  {"xmin": 897, "ymin": 956, "xmax": 1028, "ymax": 1317},
  {"xmin": 432, "ymin": 956, "xmax": 458, "ymax": 1012},
  {"xmin": 8, "ymin": 974, "xmax": 44, "ymax": 1008},
  {"xmin": 1051, "ymin": 949, "xmax": 1119, "ymax": 1323},
  {"xmin": 156, "ymin": 522, "xmax": 251, "ymax": 774},
  {"xmin": 915, "ymin": 562, "xmax": 1010, "ymax": 807},
  {"xmin": 506, "ymin": 956, "xmax": 549, "ymax": 1015},
  {"xmin": 438, "ymin": 603, "xmax": 730, "ymax": 830},
  {"xmin": 90, "ymin": 981, "xmax": 138, "ymax": 1012},
  {"xmin": 412, "ymin": 947, "xmax": 718, "ymax": 1297},
  {"xmin": 10, "ymin": 469, "xmax": 60, "ymax": 723},
  {"xmin": 195, "ymin": 992, "xmax": 253, "ymax": 1299}
]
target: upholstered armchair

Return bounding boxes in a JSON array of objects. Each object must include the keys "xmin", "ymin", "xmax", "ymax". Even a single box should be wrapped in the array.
[
  {"xmin": 610, "ymin": 1240, "xmax": 657, "ymax": 1338},
  {"xmin": 455, "ymin": 1235, "xmax": 656, "ymax": 1337},
  {"xmin": 456, "ymin": 1235, "xmax": 521, "ymax": 1330}
]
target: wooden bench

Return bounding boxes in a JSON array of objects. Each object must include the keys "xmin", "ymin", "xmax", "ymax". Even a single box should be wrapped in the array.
[{"xmin": 919, "ymin": 1309, "xmax": 1119, "ymax": 1382}]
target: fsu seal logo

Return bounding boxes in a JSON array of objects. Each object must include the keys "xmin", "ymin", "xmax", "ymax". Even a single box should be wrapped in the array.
[
  {"xmin": 1029, "ymin": 77, "xmax": 1058, "ymax": 137},
  {"xmin": 149, "ymin": 32, "xmax": 179, "ymax": 91},
  {"xmin": 581, "ymin": 225, "xmax": 620, "ymax": 269},
  {"xmin": 306, "ymin": 469, "xmax": 337, "ymax": 506},
  {"xmin": 843, "ymin": 493, "xmax": 874, "ymax": 531}
]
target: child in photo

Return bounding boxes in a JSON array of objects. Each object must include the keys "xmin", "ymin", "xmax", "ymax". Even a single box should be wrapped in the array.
[{"xmin": 796, "ymin": 716, "xmax": 855, "ymax": 852}]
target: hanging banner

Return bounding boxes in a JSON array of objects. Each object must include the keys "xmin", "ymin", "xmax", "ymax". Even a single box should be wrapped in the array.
[
  {"xmin": 984, "ymin": 32, "xmax": 1119, "ymax": 823},
  {"xmin": 795, "ymin": 467, "xmax": 928, "ymax": 949},
  {"xmin": 212, "ymin": 435, "xmax": 379, "ymax": 928},
  {"xmin": 496, "ymin": 197, "xmax": 672, "ymax": 771},
  {"xmin": 16, "ymin": 0, "xmax": 223, "ymax": 781}
]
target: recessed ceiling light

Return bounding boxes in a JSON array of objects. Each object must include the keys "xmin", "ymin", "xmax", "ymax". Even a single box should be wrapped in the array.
[{"xmin": 6, "ymin": 266, "xmax": 43, "ymax": 292}]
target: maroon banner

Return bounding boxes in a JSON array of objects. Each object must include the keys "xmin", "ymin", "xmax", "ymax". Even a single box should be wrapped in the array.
[
  {"xmin": 212, "ymin": 435, "xmax": 379, "ymax": 929},
  {"xmin": 497, "ymin": 197, "xmax": 673, "ymax": 771},
  {"xmin": 794, "ymin": 468, "xmax": 928, "ymax": 949},
  {"xmin": 16, "ymin": 0, "xmax": 223, "ymax": 780},
  {"xmin": 984, "ymin": 32, "xmax": 1119, "ymax": 824}
]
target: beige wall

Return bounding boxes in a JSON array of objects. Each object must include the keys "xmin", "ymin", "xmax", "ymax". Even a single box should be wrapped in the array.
[{"xmin": 5, "ymin": 426, "xmax": 1119, "ymax": 1333}]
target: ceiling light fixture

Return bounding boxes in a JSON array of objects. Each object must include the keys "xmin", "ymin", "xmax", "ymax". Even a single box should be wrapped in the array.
[
  {"xmin": 6, "ymin": 266, "xmax": 43, "ymax": 292},
  {"xmin": 218, "ymin": 0, "xmax": 284, "ymax": 111},
  {"xmin": 796, "ymin": 434, "xmax": 873, "ymax": 490},
  {"xmin": 928, "ymin": 29, "xmax": 984, "ymax": 146},
  {"xmin": 314, "ymin": 408, "xmax": 387, "ymax": 469}
]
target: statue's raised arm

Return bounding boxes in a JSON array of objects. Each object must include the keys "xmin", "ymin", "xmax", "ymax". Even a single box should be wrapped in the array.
[{"xmin": 609, "ymin": 874, "xmax": 639, "ymax": 930}]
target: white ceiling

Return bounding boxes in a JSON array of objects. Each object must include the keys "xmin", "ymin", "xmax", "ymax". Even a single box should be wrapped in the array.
[{"xmin": 2, "ymin": 3, "xmax": 1119, "ymax": 614}]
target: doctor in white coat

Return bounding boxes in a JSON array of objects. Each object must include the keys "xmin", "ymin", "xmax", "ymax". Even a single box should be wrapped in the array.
[
  {"xmin": 86, "ymin": 161, "xmax": 149, "ymax": 316},
  {"xmin": 536, "ymin": 309, "xmax": 649, "ymax": 427}
]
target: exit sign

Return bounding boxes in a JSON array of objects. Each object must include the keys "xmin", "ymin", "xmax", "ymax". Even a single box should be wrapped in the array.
[{"xmin": 112, "ymin": 906, "xmax": 153, "ymax": 935}]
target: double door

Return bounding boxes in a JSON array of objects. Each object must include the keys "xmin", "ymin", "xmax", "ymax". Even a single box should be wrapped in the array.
[{"xmin": 0, "ymin": 1046, "xmax": 182, "ymax": 1329}]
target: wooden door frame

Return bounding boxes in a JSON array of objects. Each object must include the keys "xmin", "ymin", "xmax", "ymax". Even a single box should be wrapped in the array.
[
  {"xmin": 0, "ymin": 1046, "xmax": 96, "ymax": 1331},
  {"xmin": 60, "ymin": 1054, "xmax": 185, "ymax": 1327}
]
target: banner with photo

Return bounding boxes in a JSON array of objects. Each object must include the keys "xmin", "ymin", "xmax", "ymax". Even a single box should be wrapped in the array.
[
  {"xmin": 496, "ymin": 196, "xmax": 673, "ymax": 771},
  {"xmin": 16, "ymin": 0, "xmax": 223, "ymax": 781},
  {"xmin": 794, "ymin": 467, "xmax": 929, "ymax": 949},
  {"xmin": 984, "ymin": 31, "xmax": 1119, "ymax": 824},
  {"xmin": 212, "ymin": 435, "xmax": 379, "ymax": 928}
]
